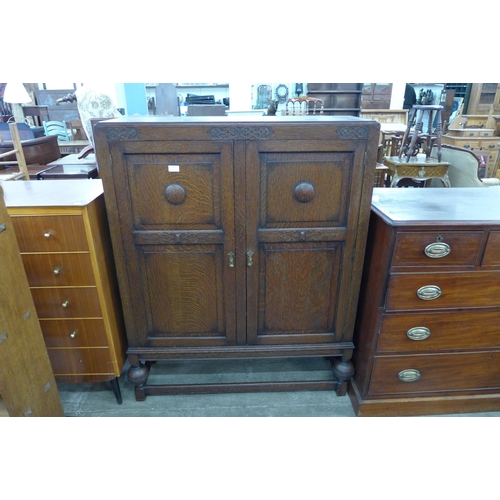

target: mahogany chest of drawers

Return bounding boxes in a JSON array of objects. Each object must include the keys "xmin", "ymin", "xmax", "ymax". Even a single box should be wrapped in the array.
[
  {"xmin": 350, "ymin": 187, "xmax": 500, "ymax": 416},
  {"xmin": 3, "ymin": 180, "xmax": 127, "ymax": 403}
]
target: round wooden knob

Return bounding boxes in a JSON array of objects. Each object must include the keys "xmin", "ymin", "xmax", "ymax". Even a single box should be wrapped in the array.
[
  {"xmin": 293, "ymin": 182, "xmax": 315, "ymax": 203},
  {"xmin": 164, "ymin": 184, "xmax": 186, "ymax": 205}
]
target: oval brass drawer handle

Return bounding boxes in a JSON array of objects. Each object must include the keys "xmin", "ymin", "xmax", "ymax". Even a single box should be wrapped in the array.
[
  {"xmin": 424, "ymin": 241, "xmax": 450, "ymax": 258},
  {"xmin": 44, "ymin": 231, "xmax": 53, "ymax": 239},
  {"xmin": 406, "ymin": 326, "xmax": 431, "ymax": 341},
  {"xmin": 61, "ymin": 300, "xmax": 70, "ymax": 308},
  {"xmin": 398, "ymin": 369, "xmax": 421, "ymax": 382},
  {"xmin": 53, "ymin": 267, "xmax": 62, "ymax": 275},
  {"xmin": 417, "ymin": 285, "xmax": 442, "ymax": 300},
  {"xmin": 69, "ymin": 330, "xmax": 78, "ymax": 339}
]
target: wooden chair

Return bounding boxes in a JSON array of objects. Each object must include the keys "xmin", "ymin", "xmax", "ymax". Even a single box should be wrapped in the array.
[
  {"xmin": 68, "ymin": 119, "xmax": 88, "ymax": 141},
  {"xmin": 285, "ymin": 97, "xmax": 324, "ymax": 116},
  {"xmin": 22, "ymin": 105, "xmax": 49, "ymax": 127},
  {"xmin": 0, "ymin": 123, "xmax": 29, "ymax": 180},
  {"xmin": 43, "ymin": 120, "xmax": 71, "ymax": 141}
]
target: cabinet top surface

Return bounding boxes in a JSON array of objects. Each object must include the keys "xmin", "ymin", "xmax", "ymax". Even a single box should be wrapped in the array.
[
  {"xmin": 95, "ymin": 115, "xmax": 378, "ymax": 127},
  {"xmin": 1, "ymin": 180, "xmax": 103, "ymax": 208},
  {"xmin": 372, "ymin": 187, "xmax": 500, "ymax": 224}
]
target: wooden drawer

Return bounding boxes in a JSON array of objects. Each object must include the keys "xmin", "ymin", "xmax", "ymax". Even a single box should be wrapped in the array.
[
  {"xmin": 369, "ymin": 351, "xmax": 500, "ymax": 395},
  {"xmin": 378, "ymin": 310, "xmax": 500, "ymax": 352},
  {"xmin": 40, "ymin": 318, "xmax": 109, "ymax": 348},
  {"xmin": 21, "ymin": 253, "xmax": 95, "ymax": 287},
  {"xmin": 31, "ymin": 287, "xmax": 102, "ymax": 318},
  {"xmin": 483, "ymin": 231, "xmax": 500, "ymax": 266},
  {"xmin": 47, "ymin": 347, "xmax": 114, "ymax": 375},
  {"xmin": 386, "ymin": 271, "xmax": 500, "ymax": 311},
  {"xmin": 10, "ymin": 215, "xmax": 89, "ymax": 252},
  {"xmin": 392, "ymin": 231, "xmax": 482, "ymax": 267}
]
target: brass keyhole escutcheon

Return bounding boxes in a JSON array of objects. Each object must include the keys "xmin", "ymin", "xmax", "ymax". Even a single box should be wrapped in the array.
[
  {"xmin": 228, "ymin": 251, "xmax": 235, "ymax": 268},
  {"xmin": 247, "ymin": 250, "xmax": 254, "ymax": 268},
  {"xmin": 293, "ymin": 182, "xmax": 315, "ymax": 203}
]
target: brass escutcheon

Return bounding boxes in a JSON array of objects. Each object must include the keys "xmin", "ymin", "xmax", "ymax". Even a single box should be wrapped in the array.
[
  {"xmin": 228, "ymin": 251, "xmax": 235, "ymax": 269},
  {"xmin": 247, "ymin": 250, "xmax": 254, "ymax": 268}
]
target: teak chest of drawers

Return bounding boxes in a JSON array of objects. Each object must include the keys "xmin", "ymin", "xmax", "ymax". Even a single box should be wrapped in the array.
[
  {"xmin": 94, "ymin": 115, "xmax": 380, "ymax": 400},
  {"xmin": 3, "ymin": 180, "xmax": 127, "ymax": 403},
  {"xmin": 350, "ymin": 187, "xmax": 500, "ymax": 416}
]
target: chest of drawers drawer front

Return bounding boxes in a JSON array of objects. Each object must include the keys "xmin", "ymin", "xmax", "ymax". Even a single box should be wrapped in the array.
[
  {"xmin": 378, "ymin": 310, "xmax": 500, "ymax": 352},
  {"xmin": 392, "ymin": 231, "xmax": 482, "ymax": 267},
  {"xmin": 386, "ymin": 272, "xmax": 500, "ymax": 311},
  {"xmin": 40, "ymin": 319, "xmax": 109, "ymax": 348},
  {"xmin": 369, "ymin": 352, "xmax": 500, "ymax": 395},
  {"xmin": 21, "ymin": 253, "xmax": 95, "ymax": 287},
  {"xmin": 30, "ymin": 288, "xmax": 102, "ymax": 318},
  {"xmin": 483, "ymin": 231, "xmax": 500, "ymax": 266},
  {"xmin": 47, "ymin": 347, "xmax": 114, "ymax": 375},
  {"xmin": 11, "ymin": 215, "xmax": 89, "ymax": 253}
]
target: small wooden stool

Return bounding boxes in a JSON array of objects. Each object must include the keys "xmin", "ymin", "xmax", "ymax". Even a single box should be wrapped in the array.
[{"xmin": 398, "ymin": 105, "xmax": 444, "ymax": 163}]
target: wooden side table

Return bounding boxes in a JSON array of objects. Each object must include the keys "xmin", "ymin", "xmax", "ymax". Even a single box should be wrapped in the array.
[{"xmin": 384, "ymin": 155, "xmax": 451, "ymax": 187}]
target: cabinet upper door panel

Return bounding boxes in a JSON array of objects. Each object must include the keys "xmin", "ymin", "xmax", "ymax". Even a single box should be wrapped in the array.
[
  {"xmin": 259, "ymin": 151, "xmax": 352, "ymax": 228},
  {"xmin": 125, "ymin": 152, "xmax": 223, "ymax": 231}
]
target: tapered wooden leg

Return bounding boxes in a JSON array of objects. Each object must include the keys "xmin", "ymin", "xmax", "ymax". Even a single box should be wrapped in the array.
[{"xmin": 110, "ymin": 377, "xmax": 122, "ymax": 405}]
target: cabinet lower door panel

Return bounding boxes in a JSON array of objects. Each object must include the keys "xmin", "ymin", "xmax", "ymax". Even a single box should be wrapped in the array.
[
  {"xmin": 250, "ymin": 242, "xmax": 341, "ymax": 344},
  {"xmin": 138, "ymin": 245, "xmax": 236, "ymax": 346}
]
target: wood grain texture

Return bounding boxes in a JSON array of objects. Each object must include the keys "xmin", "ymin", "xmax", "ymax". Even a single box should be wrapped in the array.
[
  {"xmin": 483, "ymin": 231, "xmax": 500, "ymax": 266},
  {"xmin": 378, "ymin": 310, "xmax": 500, "ymax": 352},
  {"xmin": 351, "ymin": 188, "xmax": 500, "ymax": 416},
  {"xmin": 94, "ymin": 116, "xmax": 380, "ymax": 398},
  {"xmin": 3, "ymin": 181, "xmax": 127, "ymax": 386},
  {"xmin": 370, "ymin": 351, "xmax": 500, "ymax": 395},
  {"xmin": 21, "ymin": 252, "xmax": 95, "ymax": 287},
  {"xmin": 10, "ymin": 214, "xmax": 89, "ymax": 252},
  {"xmin": 0, "ymin": 186, "xmax": 64, "ymax": 417},
  {"xmin": 392, "ymin": 231, "xmax": 483, "ymax": 267},
  {"xmin": 386, "ymin": 271, "xmax": 500, "ymax": 310}
]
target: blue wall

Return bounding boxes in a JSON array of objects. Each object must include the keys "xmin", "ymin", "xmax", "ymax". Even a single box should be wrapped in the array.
[{"xmin": 116, "ymin": 83, "xmax": 147, "ymax": 115}]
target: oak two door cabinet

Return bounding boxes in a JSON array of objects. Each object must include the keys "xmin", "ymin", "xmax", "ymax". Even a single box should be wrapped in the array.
[
  {"xmin": 351, "ymin": 187, "xmax": 500, "ymax": 416},
  {"xmin": 3, "ymin": 180, "xmax": 127, "ymax": 403},
  {"xmin": 94, "ymin": 116, "xmax": 380, "ymax": 400}
]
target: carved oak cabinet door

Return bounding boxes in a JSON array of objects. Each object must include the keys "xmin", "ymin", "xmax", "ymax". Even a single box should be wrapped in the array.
[
  {"xmin": 245, "ymin": 139, "xmax": 368, "ymax": 346},
  {"xmin": 105, "ymin": 139, "xmax": 237, "ymax": 348}
]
